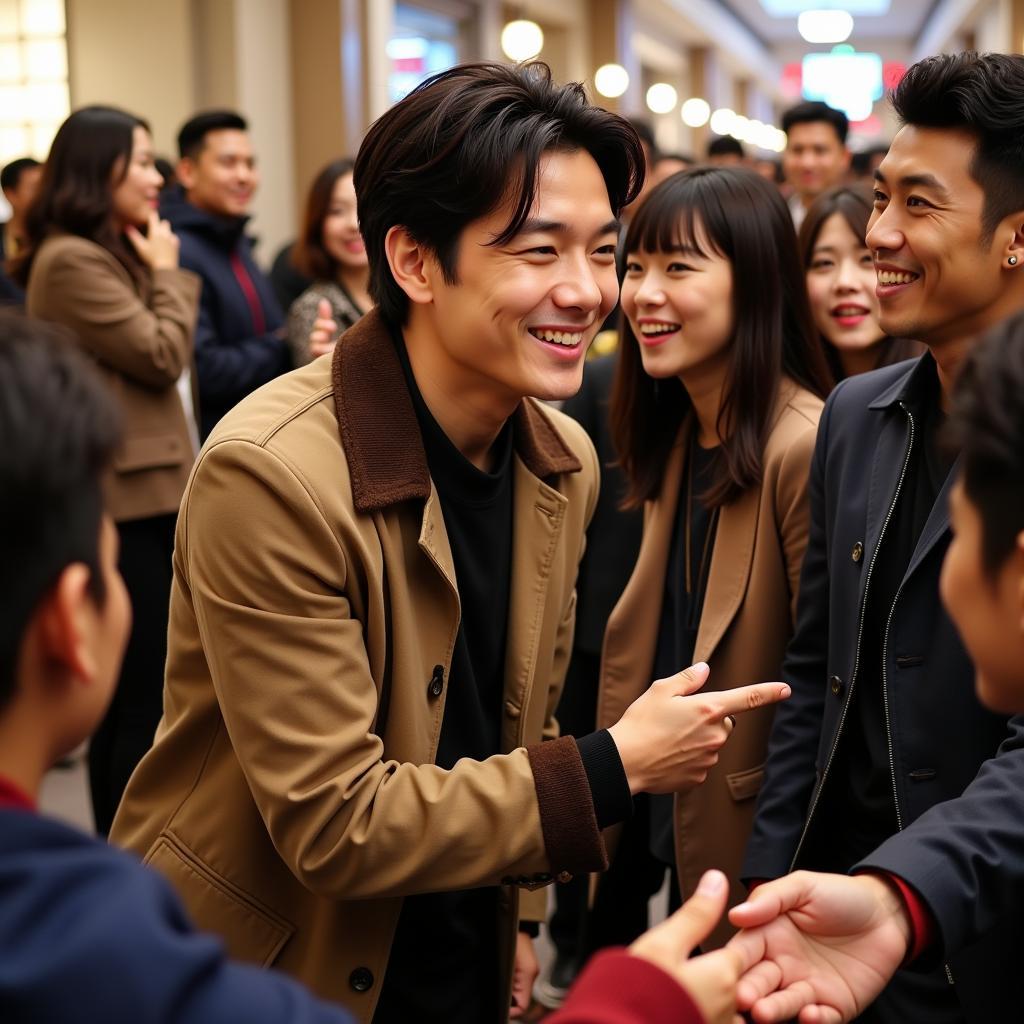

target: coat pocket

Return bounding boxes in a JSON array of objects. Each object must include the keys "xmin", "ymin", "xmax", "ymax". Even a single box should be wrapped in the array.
[
  {"xmin": 725, "ymin": 764, "xmax": 765, "ymax": 802},
  {"xmin": 145, "ymin": 833, "xmax": 294, "ymax": 967},
  {"xmin": 114, "ymin": 434, "xmax": 187, "ymax": 473}
]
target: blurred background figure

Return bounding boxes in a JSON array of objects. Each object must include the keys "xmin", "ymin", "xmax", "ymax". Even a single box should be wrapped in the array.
[
  {"xmin": 849, "ymin": 143, "xmax": 890, "ymax": 186},
  {"xmin": 287, "ymin": 158, "xmax": 371, "ymax": 365},
  {"xmin": 649, "ymin": 152, "xmax": 696, "ymax": 189},
  {"xmin": 782, "ymin": 101, "xmax": 851, "ymax": 230},
  {"xmin": 706, "ymin": 136, "xmax": 746, "ymax": 167},
  {"xmin": 13, "ymin": 105, "xmax": 200, "ymax": 835},
  {"xmin": 161, "ymin": 110, "xmax": 290, "ymax": 440},
  {"xmin": 801, "ymin": 186, "xmax": 921, "ymax": 381},
  {"xmin": 0, "ymin": 157, "xmax": 42, "ymax": 305}
]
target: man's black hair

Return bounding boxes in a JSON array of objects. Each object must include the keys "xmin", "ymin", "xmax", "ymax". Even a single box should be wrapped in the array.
[
  {"xmin": 0, "ymin": 313, "xmax": 121, "ymax": 708},
  {"xmin": 891, "ymin": 51, "xmax": 1024, "ymax": 244},
  {"xmin": 782, "ymin": 101, "xmax": 849, "ymax": 146},
  {"xmin": 1, "ymin": 156, "xmax": 41, "ymax": 194},
  {"xmin": 177, "ymin": 110, "xmax": 248, "ymax": 161},
  {"xmin": 354, "ymin": 61, "xmax": 644, "ymax": 327},
  {"xmin": 946, "ymin": 309, "xmax": 1024, "ymax": 576},
  {"xmin": 707, "ymin": 136, "xmax": 746, "ymax": 160}
]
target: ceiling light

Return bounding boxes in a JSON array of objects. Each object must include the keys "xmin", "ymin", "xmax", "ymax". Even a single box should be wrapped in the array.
[
  {"xmin": 798, "ymin": 10, "xmax": 854, "ymax": 43},
  {"xmin": 709, "ymin": 107, "xmax": 737, "ymax": 136},
  {"xmin": 646, "ymin": 83, "xmax": 678, "ymax": 115},
  {"xmin": 500, "ymin": 20, "xmax": 544, "ymax": 62},
  {"xmin": 681, "ymin": 97, "xmax": 711, "ymax": 127},
  {"xmin": 594, "ymin": 63, "xmax": 629, "ymax": 98}
]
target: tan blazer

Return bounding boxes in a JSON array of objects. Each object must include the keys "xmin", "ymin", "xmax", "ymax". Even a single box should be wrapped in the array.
[
  {"xmin": 598, "ymin": 383, "xmax": 822, "ymax": 948},
  {"xmin": 111, "ymin": 310, "xmax": 609, "ymax": 1021},
  {"xmin": 26, "ymin": 234, "xmax": 199, "ymax": 521}
]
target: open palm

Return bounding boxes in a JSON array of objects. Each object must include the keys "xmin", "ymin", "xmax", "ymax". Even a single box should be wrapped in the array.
[{"xmin": 725, "ymin": 871, "xmax": 912, "ymax": 1024}]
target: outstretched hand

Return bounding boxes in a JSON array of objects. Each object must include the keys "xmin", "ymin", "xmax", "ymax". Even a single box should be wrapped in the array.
[
  {"xmin": 726, "ymin": 871, "xmax": 912, "ymax": 1024},
  {"xmin": 309, "ymin": 298, "xmax": 339, "ymax": 359}
]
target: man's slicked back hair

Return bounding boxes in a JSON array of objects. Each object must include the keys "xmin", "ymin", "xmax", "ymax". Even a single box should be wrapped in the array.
[
  {"xmin": 354, "ymin": 61, "xmax": 644, "ymax": 326},
  {"xmin": 177, "ymin": 109, "xmax": 248, "ymax": 161},
  {"xmin": 891, "ymin": 52, "xmax": 1024, "ymax": 243}
]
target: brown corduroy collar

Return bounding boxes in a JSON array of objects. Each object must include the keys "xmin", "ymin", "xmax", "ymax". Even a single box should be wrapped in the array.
[{"xmin": 331, "ymin": 309, "xmax": 582, "ymax": 514}]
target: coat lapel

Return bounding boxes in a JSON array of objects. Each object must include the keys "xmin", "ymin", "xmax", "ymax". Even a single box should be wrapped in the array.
[{"xmin": 903, "ymin": 455, "xmax": 960, "ymax": 584}]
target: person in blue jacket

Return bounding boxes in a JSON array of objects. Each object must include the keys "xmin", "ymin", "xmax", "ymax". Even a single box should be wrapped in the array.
[
  {"xmin": 0, "ymin": 313, "xmax": 348, "ymax": 1023},
  {"xmin": 162, "ymin": 110, "xmax": 290, "ymax": 439}
]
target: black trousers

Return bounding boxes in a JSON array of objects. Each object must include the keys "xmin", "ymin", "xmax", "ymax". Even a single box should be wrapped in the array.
[{"xmin": 88, "ymin": 512, "xmax": 176, "ymax": 835}]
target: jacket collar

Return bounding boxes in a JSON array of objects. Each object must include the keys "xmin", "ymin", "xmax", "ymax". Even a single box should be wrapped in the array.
[
  {"xmin": 331, "ymin": 309, "xmax": 582, "ymax": 513},
  {"xmin": 868, "ymin": 351, "xmax": 936, "ymax": 410}
]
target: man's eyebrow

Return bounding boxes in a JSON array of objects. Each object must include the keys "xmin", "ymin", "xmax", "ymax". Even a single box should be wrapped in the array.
[
  {"xmin": 514, "ymin": 217, "xmax": 622, "ymax": 237},
  {"xmin": 874, "ymin": 167, "xmax": 952, "ymax": 199}
]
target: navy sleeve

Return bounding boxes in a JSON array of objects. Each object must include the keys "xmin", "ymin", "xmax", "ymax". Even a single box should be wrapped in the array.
[{"xmin": 742, "ymin": 387, "xmax": 836, "ymax": 881}]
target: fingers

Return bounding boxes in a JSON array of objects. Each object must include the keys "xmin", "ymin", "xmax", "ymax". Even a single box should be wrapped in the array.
[
  {"xmin": 655, "ymin": 870, "xmax": 730, "ymax": 954},
  {"xmin": 124, "ymin": 224, "xmax": 144, "ymax": 252},
  {"xmin": 661, "ymin": 661, "xmax": 710, "ymax": 697},
  {"xmin": 747, "ymin": 980, "xmax": 819, "ymax": 1023},
  {"xmin": 729, "ymin": 873, "xmax": 807, "ymax": 929},
  {"xmin": 734, "ymin": 957, "xmax": 781, "ymax": 1009},
  {"xmin": 714, "ymin": 681, "xmax": 791, "ymax": 718},
  {"xmin": 317, "ymin": 297, "xmax": 332, "ymax": 319}
]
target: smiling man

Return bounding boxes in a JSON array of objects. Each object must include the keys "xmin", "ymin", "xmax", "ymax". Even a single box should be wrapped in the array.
[
  {"xmin": 161, "ymin": 110, "xmax": 290, "ymax": 439},
  {"xmin": 782, "ymin": 101, "xmax": 851, "ymax": 230},
  {"xmin": 744, "ymin": 51, "xmax": 1024, "ymax": 1022},
  {"xmin": 110, "ymin": 63, "xmax": 790, "ymax": 1024}
]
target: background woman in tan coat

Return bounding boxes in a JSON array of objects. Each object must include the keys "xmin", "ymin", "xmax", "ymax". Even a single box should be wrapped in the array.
[
  {"xmin": 15, "ymin": 106, "xmax": 200, "ymax": 834},
  {"xmin": 596, "ymin": 167, "xmax": 831, "ymax": 949}
]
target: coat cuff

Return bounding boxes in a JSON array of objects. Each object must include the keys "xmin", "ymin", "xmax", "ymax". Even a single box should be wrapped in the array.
[
  {"xmin": 577, "ymin": 729, "xmax": 633, "ymax": 829},
  {"xmin": 526, "ymin": 735, "xmax": 608, "ymax": 874}
]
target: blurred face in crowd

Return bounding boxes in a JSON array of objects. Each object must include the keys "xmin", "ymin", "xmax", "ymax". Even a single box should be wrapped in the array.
[
  {"xmin": 179, "ymin": 128, "xmax": 258, "ymax": 218},
  {"xmin": 3, "ymin": 164, "xmax": 42, "ymax": 220},
  {"xmin": 621, "ymin": 217, "xmax": 734, "ymax": 385},
  {"xmin": 867, "ymin": 125, "xmax": 1020, "ymax": 348},
  {"xmin": 323, "ymin": 171, "xmax": 366, "ymax": 272},
  {"xmin": 806, "ymin": 212, "xmax": 884, "ymax": 369},
  {"xmin": 650, "ymin": 156, "xmax": 692, "ymax": 190},
  {"xmin": 784, "ymin": 121, "xmax": 850, "ymax": 206},
  {"xmin": 403, "ymin": 148, "xmax": 619, "ymax": 404},
  {"xmin": 111, "ymin": 126, "xmax": 163, "ymax": 229},
  {"xmin": 941, "ymin": 481, "xmax": 1024, "ymax": 715}
]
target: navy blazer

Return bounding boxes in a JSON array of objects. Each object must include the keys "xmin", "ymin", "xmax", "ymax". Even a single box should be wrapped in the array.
[
  {"xmin": 744, "ymin": 355, "xmax": 1024, "ymax": 1019},
  {"xmin": 0, "ymin": 809, "xmax": 353, "ymax": 1023}
]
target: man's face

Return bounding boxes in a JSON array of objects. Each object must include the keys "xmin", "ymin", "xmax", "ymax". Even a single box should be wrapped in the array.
[
  {"xmin": 941, "ymin": 481, "xmax": 1024, "ymax": 715},
  {"xmin": 421, "ymin": 149, "xmax": 620, "ymax": 404},
  {"xmin": 783, "ymin": 121, "xmax": 849, "ymax": 204},
  {"xmin": 3, "ymin": 164, "xmax": 42, "ymax": 219},
  {"xmin": 866, "ymin": 126, "xmax": 1011, "ymax": 347},
  {"xmin": 178, "ymin": 128, "xmax": 258, "ymax": 218}
]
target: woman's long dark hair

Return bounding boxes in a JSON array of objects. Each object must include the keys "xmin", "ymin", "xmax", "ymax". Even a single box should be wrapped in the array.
[
  {"xmin": 611, "ymin": 166, "xmax": 832, "ymax": 509},
  {"xmin": 12, "ymin": 105, "xmax": 149, "ymax": 286},
  {"xmin": 292, "ymin": 157, "xmax": 357, "ymax": 281},
  {"xmin": 799, "ymin": 186, "xmax": 922, "ymax": 381}
]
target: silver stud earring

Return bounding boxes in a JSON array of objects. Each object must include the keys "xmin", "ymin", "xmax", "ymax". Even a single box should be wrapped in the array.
[{"xmin": 1010, "ymin": 255, "xmax": 1019, "ymax": 266}]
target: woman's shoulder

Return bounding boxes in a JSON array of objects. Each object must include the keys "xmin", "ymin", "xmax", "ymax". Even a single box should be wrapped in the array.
[
  {"xmin": 32, "ymin": 233, "xmax": 121, "ymax": 274},
  {"xmin": 762, "ymin": 380, "xmax": 824, "ymax": 466}
]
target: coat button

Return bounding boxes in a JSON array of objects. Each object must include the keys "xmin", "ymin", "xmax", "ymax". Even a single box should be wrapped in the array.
[
  {"xmin": 851, "ymin": 541, "xmax": 864, "ymax": 563},
  {"xmin": 349, "ymin": 967, "xmax": 374, "ymax": 992},
  {"xmin": 428, "ymin": 665, "xmax": 444, "ymax": 698},
  {"xmin": 829, "ymin": 675, "xmax": 844, "ymax": 698}
]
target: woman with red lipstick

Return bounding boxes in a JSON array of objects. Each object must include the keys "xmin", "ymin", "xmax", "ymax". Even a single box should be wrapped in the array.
[
  {"xmin": 801, "ymin": 186, "xmax": 921, "ymax": 381},
  {"xmin": 595, "ymin": 167, "xmax": 831, "ymax": 947},
  {"xmin": 287, "ymin": 158, "xmax": 372, "ymax": 365},
  {"xmin": 13, "ymin": 105, "xmax": 200, "ymax": 834}
]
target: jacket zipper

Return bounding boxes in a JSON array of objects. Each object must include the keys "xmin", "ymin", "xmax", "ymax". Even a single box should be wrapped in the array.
[{"xmin": 789, "ymin": 403, "xmax": 915, "ymax": 871}]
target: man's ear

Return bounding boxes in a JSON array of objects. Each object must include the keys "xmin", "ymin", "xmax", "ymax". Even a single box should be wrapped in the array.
[
  {"xmin": 384, "ymin": 225, "xmax": 436, "ymax": 307},
  {"xmin": 36, "ymin": 565, "xmax": 100, "ymax": 689},
  {"xmin": 1000, "ymin": 214, "xmax": 1024, "ymax": 268},
  {"xmin": 175, "ymin": 156, "xmax": 198, "ymax": 191}
]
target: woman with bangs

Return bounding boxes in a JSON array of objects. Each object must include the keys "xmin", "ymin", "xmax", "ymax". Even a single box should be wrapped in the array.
[{"xmin": 595, "ymin": 167, "xmax": 832, "ymax": 949}]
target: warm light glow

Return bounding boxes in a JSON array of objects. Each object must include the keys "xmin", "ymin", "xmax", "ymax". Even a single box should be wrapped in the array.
[
  {"xmin": 646, "ymin": 82, "xmax": 678, "ymax": 115},
  {"xmin": 798, "ymin": 9, "xmax": 854, "ymax": 44},
  {"xmin": 500, "ymin": 19, "xmax": 543, "ymax": 62},
  {"xmin": 709, "ymin": 107, "xmax": 737, "ymax": 136},
  {"xmin": 729, "ymin": 114, "xmax": 749, "ymax": 141},
  {"xmin": 594, "ymin": 63, "xmax": 629, "ymax": 98},
  {"xmin": 681, "ymin": 97, "xmax": 711, "ymax": 127}
]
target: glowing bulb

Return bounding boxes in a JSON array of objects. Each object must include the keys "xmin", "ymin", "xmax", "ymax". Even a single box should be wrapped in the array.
[
  {"xmin": 646, "ymin": 82, "xmax": 678, "ymax": 115},
  {"xmin": 729, "ymin": 114, "xmax": 749, "ymax": 141},
  {"xmin": 709, "ymin": 107, "xmax": 737, "ymax": 136},
  {"xmin": 500, "ymin": 19, "xmax": 544, "ymax": 62},
  {"xmin": 594, "ymin": 63, "xmax": 629, "ymax": 98},
  {"xmin": 798, "ymin": 10, "xmax": 854, "ymax": 44},
  {"xmin": 681, "ymin": 97, "xmax": 711, "ymax": 127}
]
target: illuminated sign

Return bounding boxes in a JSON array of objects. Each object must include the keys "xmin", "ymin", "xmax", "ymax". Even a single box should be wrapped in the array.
[
  {"xmin": 802, "ymin": 49, "xmax": 883, "ymax": 122},
  {"xmin": 760, "ymin": 0, "xmax": 889, "ymax": 13}
]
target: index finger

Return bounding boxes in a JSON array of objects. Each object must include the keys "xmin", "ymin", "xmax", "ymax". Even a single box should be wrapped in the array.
[{"xmin": 713, "ymin": 682, "xmax": 791, "ymax": 717}]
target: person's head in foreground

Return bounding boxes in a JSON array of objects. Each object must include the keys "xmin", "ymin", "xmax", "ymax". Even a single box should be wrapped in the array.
[
  {"xmin": 354, "ymin": 61, "xmax": 644, "ymax": 408},
  {"xmin": 868, "ymin": 51, "xmax": 1024, "ymax": 353},
  {"xmin": 941, "ymin": 311, "xmax": 1024, "ymax": 715},
  {"xmin": 0, "ymin": 312, "xmax": 127, "ymax": 789},
  {"xmin": 801, "ymin": 185, "xmax": 919, "ymax": 380},
  {"xmin": 612, "ymin": 165, "xmax": 831, "ymax": 507}
]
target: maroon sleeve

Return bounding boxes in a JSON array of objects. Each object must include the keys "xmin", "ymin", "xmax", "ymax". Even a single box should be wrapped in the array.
[
  {"xmin": 883, "ymin": 871, "xmax": 936, "ymax": 963},
  {"xmin": 547, "ymin": 948, "xmax": 705, "ymax": 1024}
]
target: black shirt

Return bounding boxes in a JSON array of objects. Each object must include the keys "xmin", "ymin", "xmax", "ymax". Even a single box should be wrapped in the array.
[
  {"xmin": 813, "ymin": 356, "xmax": 954, "ymax": 871},
  {"xmin": 649, "ymin": 439, "xmax": 719, "ymax": 864}
]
